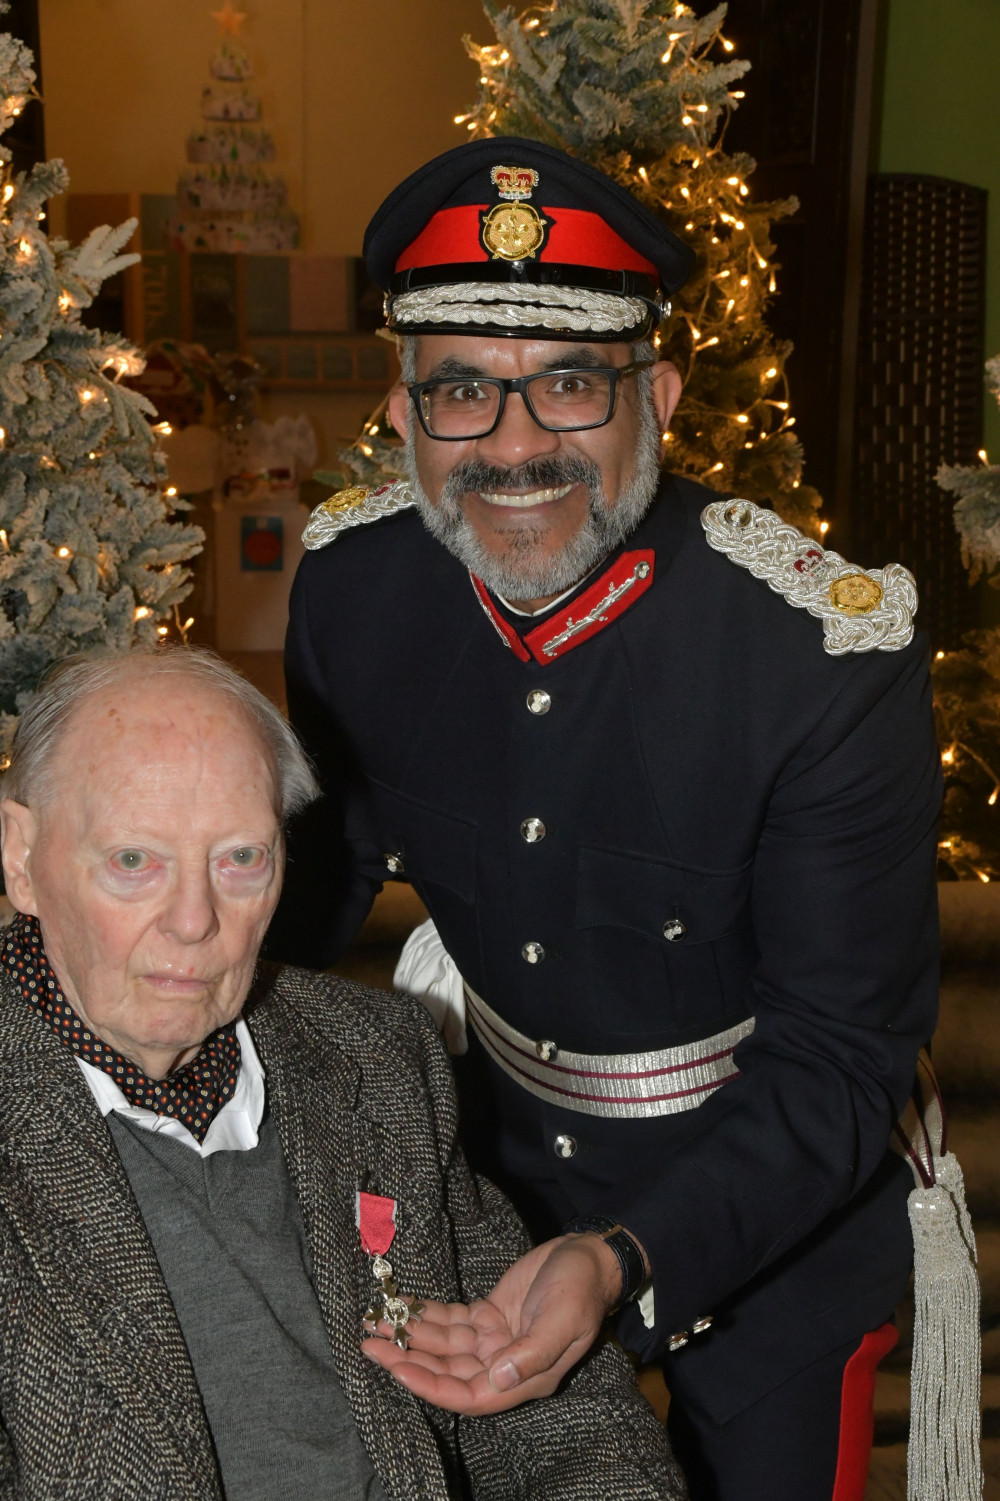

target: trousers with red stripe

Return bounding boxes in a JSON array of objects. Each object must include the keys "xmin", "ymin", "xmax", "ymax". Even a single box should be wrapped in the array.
[{"xmin": 666, "ymin": 1323, "xmax": 898, "ymax": 1501}]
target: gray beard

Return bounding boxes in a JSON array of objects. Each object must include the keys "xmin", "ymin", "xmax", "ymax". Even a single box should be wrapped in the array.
[{"xmin": 402, "ymin": 393, "xmax": 663, "ymax": 600}]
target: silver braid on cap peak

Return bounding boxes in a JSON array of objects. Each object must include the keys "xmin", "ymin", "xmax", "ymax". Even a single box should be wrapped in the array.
[{"xmin": 391, "ymin": 281, "xmax": 652, "ymax": 335}]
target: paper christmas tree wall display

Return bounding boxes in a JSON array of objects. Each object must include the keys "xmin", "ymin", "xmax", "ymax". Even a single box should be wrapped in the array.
[
  {"xmin": 168, "ymin": 1, "xmax": 300, "ymax": 254},
  {"xmin": 0, "ymin": 9, "xmax": 203, "ymax": 747}
]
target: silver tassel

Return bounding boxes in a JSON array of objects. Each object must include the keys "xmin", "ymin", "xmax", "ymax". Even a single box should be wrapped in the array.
[{"xmin": 906, "ymin": 1150, "xmax": 983, "ymax": 1501}]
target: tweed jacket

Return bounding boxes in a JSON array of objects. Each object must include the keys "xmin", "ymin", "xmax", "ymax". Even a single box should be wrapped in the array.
[{"xmin": 0, "ymin": 961, "xmax": 684, "ymax": 1500}]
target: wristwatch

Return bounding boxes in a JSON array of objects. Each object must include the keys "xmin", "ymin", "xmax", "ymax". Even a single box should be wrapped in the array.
[{"xmin": 561, "ymin": 1214, "xmax": 648, "ymax": 1309}]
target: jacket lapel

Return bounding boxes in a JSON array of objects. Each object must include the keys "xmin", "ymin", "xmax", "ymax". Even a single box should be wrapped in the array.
[
  {"xmin": 0, "ymin": 980, "xmax": 220, "ymax": 1494},
  {"xmin": 249, "ymin": 976, "xmax": 459, "ymax": 1499}
]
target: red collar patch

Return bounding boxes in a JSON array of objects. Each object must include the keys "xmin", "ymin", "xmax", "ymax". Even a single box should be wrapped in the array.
[{"xmin": 470, "ymin": 549, "xmax": 655, "ymax": 665}]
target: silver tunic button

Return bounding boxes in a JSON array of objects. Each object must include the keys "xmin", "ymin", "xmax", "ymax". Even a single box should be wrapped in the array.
[
  {"xmin": 535, "ymin": 1039, "xmax": 558, "ymax": 1061},
  {"xmin": 668, "ymin": 1330, "xmax": 690, "ymax": 1352},
  {"xmin": 692, "ymin": 1316, "xmax": 714, "ymax": 1335},
  {"xmin": 554, "ymin": 1134, "xmax": 577, "ymax": 1158},
  {"xmin": 521, "ymin": 941, "xmax": 546, "ymax": 964},
  {"xmin": 384, "ymin": 852, "xmax": 405, "ymax": 875},
  {"xmin": 636, "ymin": 560, "xmax": 651, "ymax": 579},
  {"xmin": 526, "ymin": 689, "xmax": 551, "ymax": 715},
  {"xmin": 520, "ymin": 817, "xmax": 547, "ymax": 843},
  {"xmin": 662, "ymin": 918, "xmax": 687, "ymax": 942}
]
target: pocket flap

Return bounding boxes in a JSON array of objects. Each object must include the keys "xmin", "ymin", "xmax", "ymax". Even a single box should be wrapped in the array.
[
  {"xmin": 576, "ymin": 844, "xmax": 751, "ymax": 944},
  {"xmin": 371, "ymin": 780, "xmax": 477, "ymax": 903}
]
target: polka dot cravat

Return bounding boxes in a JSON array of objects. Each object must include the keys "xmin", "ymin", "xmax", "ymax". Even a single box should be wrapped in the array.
[{"xmin": 2, "ymin": 913, "xmax": 241, "ymax": 1143}]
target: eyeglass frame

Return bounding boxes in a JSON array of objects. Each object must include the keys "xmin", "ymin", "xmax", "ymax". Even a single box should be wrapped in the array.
[{"xmin": 406, "ymin": 359, "xmax": 656, "ymax": 441}]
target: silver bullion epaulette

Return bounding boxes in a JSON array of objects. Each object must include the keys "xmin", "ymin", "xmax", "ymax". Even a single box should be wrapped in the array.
[
  {"xmin": 700, "ymin": 498, "xmax": 917, "ymax": 655},
  {"xmin": 301, "ymin": 479, "xmax": 416, "ymax": 550}
]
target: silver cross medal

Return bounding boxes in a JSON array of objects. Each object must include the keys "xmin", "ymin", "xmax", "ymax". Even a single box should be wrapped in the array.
[{"xmin": 363, "ymin": 1253, "xmax": 425, "ymax": 1350}]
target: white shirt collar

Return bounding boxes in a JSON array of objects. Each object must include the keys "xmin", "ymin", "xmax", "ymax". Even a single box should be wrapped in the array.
[{"xmin": 75, "ymin": 1018, "xmax": 265, "ymax": 1157}]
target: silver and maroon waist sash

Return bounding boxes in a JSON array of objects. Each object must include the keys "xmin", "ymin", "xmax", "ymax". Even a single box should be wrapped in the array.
[{"xmin": 464, "ymin": 984, "xmax": 755, "ymax": 1119}]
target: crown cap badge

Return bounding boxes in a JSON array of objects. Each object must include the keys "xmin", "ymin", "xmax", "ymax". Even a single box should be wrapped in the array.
[{"xmin": 490, "ymin": 164, "xmax": 539, "ymax": 202}]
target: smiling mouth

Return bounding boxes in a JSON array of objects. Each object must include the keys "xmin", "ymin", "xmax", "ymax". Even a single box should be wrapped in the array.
[{"xmin": 477, "ymin": 483, "xmax": 575, "ymax": 509}]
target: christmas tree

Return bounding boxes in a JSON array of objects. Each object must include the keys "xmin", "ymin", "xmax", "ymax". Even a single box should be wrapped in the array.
[
  {"xmin": 341, "ymin": 0, "xmax": 822, "ymax": 536},
  {"xmin": 933, "ymin": 353, "xmax": 1000, "ymax": 879},
  {"xmin": 0, "ymin": 15, "xmax": 203, "ymax": 751},
  {"xmin": 168, "ymin": 0, "xmax": 300, "ymax": 254}
]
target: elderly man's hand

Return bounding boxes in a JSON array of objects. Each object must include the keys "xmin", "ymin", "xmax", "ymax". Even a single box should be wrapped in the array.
[{"xmin": 359, "ymin": 1232, "xmax": 626, "ymax": 1414}]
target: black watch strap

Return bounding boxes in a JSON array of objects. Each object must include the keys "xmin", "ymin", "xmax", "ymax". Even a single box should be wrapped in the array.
[{"xmin": 561, "ymin": 1215, "xmax": 647, "ymax": 1309}]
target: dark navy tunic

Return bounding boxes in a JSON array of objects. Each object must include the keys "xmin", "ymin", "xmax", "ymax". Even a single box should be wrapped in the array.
[{"xmin": 270, "ymin": 473, "xmax": 941, "ymax": 1424}]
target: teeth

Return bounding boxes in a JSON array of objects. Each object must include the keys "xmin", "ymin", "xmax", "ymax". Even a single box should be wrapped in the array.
[{"xmin": 478, "ymin": 483, "xmax": 574, "ymax": 509}]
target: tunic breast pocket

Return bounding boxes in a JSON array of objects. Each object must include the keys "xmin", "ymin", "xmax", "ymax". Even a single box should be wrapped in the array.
[
  {"xmin": 369, "ymin": 780, "xmax": 478, "ymax": 904},
  {"xmin": 574, "ymin": 844, "xmax": 757, "ymax": 1040}
]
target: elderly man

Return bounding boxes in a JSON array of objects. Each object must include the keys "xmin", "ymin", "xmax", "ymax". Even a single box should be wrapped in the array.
[
  {"xmin": 270, "ymin": 137, "xmax": 942, "ymax": 1501},
  {"xmin": 0, "ymin": 645, "xmax": 683, "ymax": 1501}
]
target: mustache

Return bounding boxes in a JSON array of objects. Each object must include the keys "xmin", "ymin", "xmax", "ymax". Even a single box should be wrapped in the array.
[{"xmin": 440, "ymin": 454, "xmax": 603, "ymax": 505}]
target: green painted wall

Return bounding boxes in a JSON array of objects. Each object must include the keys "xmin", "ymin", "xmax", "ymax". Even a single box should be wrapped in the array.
[{"xmin": 878, "ymin": 0, "xmax": 1000, "ymax": 456}]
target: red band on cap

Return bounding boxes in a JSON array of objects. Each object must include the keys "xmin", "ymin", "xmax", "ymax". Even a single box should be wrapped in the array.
[{"xmin": 395, "ymin": 204, "xmax": 658, "ymax": 278}]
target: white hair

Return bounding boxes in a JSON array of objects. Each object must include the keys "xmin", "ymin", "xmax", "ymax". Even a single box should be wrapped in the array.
[{"xmin": 1, "ymin": 645, "xmax": 319, "ymax": 821}]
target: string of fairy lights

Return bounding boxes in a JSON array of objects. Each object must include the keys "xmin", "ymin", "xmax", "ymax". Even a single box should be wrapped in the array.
[{"xmin": 0, "ymin": 125, "xmax": 194, "ymax": 648}]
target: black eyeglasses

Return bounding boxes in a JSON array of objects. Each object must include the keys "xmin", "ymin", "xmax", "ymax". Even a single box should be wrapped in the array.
[{"xmin": 408, "ymin": 360, "xmax": 655, "ymax": 441}]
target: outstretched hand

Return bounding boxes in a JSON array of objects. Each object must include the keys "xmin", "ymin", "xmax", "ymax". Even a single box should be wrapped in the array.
[{"xmin": 360, "ymin": 1233, "xmax": 624, "ymax": 1415}]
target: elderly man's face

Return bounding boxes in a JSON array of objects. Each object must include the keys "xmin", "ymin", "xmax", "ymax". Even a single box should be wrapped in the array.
[
  {"xmin": 0, "ymin": 677, "xmax": 283, "ymax": 1078},
  {"xmin": 388, "ymin": 335, "xmax": 681, "ymax": 609}
]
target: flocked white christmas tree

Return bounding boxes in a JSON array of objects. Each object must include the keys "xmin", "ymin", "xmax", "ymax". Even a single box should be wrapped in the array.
[{"xmin": 0, "ymin": 10, "xmax": 202, "ymax": 751}]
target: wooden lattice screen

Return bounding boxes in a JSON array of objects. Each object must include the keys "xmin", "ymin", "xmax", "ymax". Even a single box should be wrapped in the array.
[{"xmin": 850, "ymin": 174, "xmax": 987, "ymax": 651}]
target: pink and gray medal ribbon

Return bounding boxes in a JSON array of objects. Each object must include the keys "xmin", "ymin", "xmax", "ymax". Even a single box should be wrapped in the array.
[{"xmin": 358, "ymin": 1191, "xmax": 425, "ymax": 1349}]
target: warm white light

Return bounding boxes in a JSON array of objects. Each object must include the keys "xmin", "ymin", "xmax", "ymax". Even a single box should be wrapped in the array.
[
  {"xmin": 979, "ymin": 449, "xmax": 988, "ymax": 463},
  {"xmin": 157, "ymin": 625, "xmax": 169, "ymax": 637},
  {"xmin": 58, "ymin": 292, "xmax": 72, "ymax": 312},
  {"xmin": 681, "ymin": 115, "xmax": 693, "ymax": 126},
  {"xmin": 165, "ymin": 485, "xmax": 178, "ymax": 497},
  {"xmin": 18, "ymin": 238, "xmax": 31, "ymax": 256},
  {"xmin": 79, "ymin": 388, "xmax": 96, "ymax": 402},
  {"xmin": 736, "ymin": 413, "xmax": 748, "ymax": 424},
  {"xmin": 764, "ymin": 367, "xmax": 777, "ymax": 379},
  {"xmin": 153, "ymin": 421, "xmax": 173, "ymax": 435},
  {"xmin": 935, "ymin": 651, "xmax": 945, "ymax": 660},
  {"xmin": 2, "ymin": 184, "xmax": 13, "ymax": 203},
  {"xmin": 57, "ymin": 546, "xmax": 71, "ymax": 558},
  {"xmin": 722, "ymin": 37, "xmax": 734, "ymax": 51},
  {"xmin": 360, "ymin": 443, "xmax": 373, "ymax": 457},
  {"xmin": 941, "ymin": 747, "xmax": 955, "ymax": 765},
  {"xmin": 989, "ymin": 789, "xmax": 998, "ymax": 806},
  {"xmin": 708, "ymin": 461, "xmax": 724, "ymax": 473},
  {"xmin": 134, "ymin": 605, "xmax": 153, "ymax": 620},
  {"xmin": 819, "ymin": 522, "xmax": 830, "ymax": 536}
]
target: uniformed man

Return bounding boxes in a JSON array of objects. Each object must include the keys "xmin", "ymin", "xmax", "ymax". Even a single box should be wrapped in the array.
[{"xmin": 268, "ymin": 137, "xmax": 941, "ymax": 1501}]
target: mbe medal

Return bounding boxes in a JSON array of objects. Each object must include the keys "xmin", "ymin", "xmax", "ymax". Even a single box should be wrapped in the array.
[{"xmin": 357, "ymin": 1190, "xmax": 425, "ymax": 1350}]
